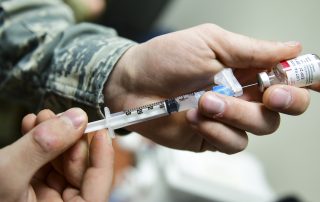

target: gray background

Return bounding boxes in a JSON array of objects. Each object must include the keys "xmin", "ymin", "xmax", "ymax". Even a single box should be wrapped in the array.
[{"xmin": 156, "ymin": 1, "xmax": 320, "ymax": 201}]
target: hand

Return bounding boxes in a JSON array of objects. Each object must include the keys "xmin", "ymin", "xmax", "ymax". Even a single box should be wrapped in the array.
[
  {"xmin": 105, "ymin": 23, "xmax": 306, "ymax": 153},
  {"xmin": 0, "ymin": 108, "xmax": 114, "ymax": 202}
]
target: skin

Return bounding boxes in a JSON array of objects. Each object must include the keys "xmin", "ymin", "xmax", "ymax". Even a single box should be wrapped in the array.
[
  {"xmin": 0, "ymin": 108, "xmax": 114, "ymax": 202},
  {"xmin": 104, "ymin": 23, "xmax": 311, "ymax": 153}
]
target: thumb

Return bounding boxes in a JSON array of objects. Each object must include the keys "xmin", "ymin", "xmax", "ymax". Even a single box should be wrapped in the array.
[
  {"xmin": 5, "ymin": 108, "xmax": 88, "ymax": 183},
  {"xmin": 205, "ymin": 24, "xmax": 302, "ymax": 68}
]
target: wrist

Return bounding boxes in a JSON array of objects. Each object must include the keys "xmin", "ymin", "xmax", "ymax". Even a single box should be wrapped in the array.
[{"xmin": 104, "ymin": 45, "xmax": 138, "ymax": 112}]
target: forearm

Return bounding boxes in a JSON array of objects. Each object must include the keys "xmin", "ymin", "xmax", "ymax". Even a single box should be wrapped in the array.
[{"xmin": 0, "ymin": 0, "xmax": 136, "ymax": 116}]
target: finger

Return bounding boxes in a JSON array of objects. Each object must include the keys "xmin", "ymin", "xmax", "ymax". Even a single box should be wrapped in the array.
[
  {"xmin": 197, "ymin": 135, "xmax": 218, "ymax": 152},
  {"xmin": 203, "ymin": 24, "xmax": 302, "ymax": 68},
  {"xmin": 31, "ymin": 178, "xmax": 61, "ymax": 200},
  {"xmin": 81, "ymin": 130, "xmax": 114, "ymax": 202},
  {"xmin": 197, "ymin": 92, "xmax": 280, "ymax": 135},
  {"xmin": 308, "ymin": 83, "xmax": 320, "ymax": 92},
  {"xmin": 45, "ymin": 170, "xmax": 67, "ymax": 194},
  {"xmin": 263, "ymin": 85, "xmax": 310, "ymax": 115},
  {"xmin": 200, "ymin": 140, "xmax": 218, "ymax": 152},
  {"xmin": 186, "ymin": 109, "xmax": 248, "ymax": 154},
  {"xmin": 63, "ymin": 136, "xmax": 89, "ymax": 188},
  {"xmin": 5, "ymin": 108, "xmax": 87, "ymax": 183},
  {"xmin": 36, "ymin": 109, "xmax": 56, "ymax": 125},
  {"xmin": 21, "ymin": 113, "xmax": 37, "ymax": 134},
  {"xmin": 62, "ymin": 187, "xmax": 80, "ymax": 201},
  {"xmin": 31, "ymin": 109, "xmax": 65, "ymax": 179},
  {"xmin": 22, "ymin": 110, "xmax": 56, "ymax": 134}
]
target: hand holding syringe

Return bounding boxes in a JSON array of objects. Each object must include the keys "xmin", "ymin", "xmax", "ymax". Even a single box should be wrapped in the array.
[
  {"xmin": 85, "ymin": 68, "xmax": 243, "ymax": 136},
  {"xmin": 85, "ymin": 54, "xmax": 320, "ymax": 137}
]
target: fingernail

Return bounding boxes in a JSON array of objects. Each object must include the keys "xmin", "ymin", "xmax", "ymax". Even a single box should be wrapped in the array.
[
  {"xmin": 61, "ymin": 108, "xmax": 86, "ymax": 129},
  {"xmin": 202, "ymin": 93, "xmax": 225, "ymax": 116},
  {"xmin": 270, "ymin": 88, "xmax": 292, "ymax": 109},
  {"xmin": 284, "ymin": 41, "xmax": 300, "ymax": 47}
]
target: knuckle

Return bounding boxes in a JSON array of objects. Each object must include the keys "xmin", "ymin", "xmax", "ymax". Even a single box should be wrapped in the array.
[
  {"xmin": 37, "ymin": 109, "xmax": 54, "ymax": 117},
  {"xmin": 36, "ymin": 109, "xmax": 55, "ymax": 123},
  {"xmin": 197, "ymin": 23, "xmax": 220, "ymax": 33},
  {"xmin": 246, "ymin": 37, "xmax": 259, "ymax": 64},
  {"xmin": 198, "ymin": 23, "xmax": 214, "ymax": 29},
  {"xmin": 32, "ymin": 123, "xmax": 63, "ymax": 153},
  {"xmin": 269, "ymin": 43, "xmax": 283, "ymax": 62}
]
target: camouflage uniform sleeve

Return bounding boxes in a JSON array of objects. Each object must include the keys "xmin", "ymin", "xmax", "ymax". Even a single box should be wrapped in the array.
[{"xmin": 0, "ymin": 0, "xmax": 136, "ymax": 119}]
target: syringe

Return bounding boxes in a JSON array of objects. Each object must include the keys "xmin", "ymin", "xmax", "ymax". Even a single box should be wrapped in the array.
[
  {"xmin": 85, "ymin": 54, "xmax": 320, "ymax": 137},
  {"xmin": 85, "ymin": 90, "xmax": 205, "ymax": 136},
  {"xmin": 85, "ymin": 68, "xmax": 243, "ymax": 137}
]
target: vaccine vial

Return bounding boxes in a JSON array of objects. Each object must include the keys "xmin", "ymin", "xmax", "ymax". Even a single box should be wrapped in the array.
[{"xmin": 258, "ymin": 54, "xmax": 320, "ymax": 91}]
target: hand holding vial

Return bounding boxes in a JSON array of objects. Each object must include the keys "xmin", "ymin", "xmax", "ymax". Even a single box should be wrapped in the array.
[{"xmin": 104, "ymin": 24, "xmax": 311, "ymax": 153}]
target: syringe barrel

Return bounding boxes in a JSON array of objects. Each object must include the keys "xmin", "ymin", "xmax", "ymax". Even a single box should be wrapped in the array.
[
  {"xmin": 174, "ymin": 91, "xmax": 205, "ymax": 112},
  {"xmin": 107, "ymin": 106, "xmax": 169, "ymax": 129},
  {"xmin": 84, "ymin": 106, "xmax": 169, "ymax": 134},
  {"xmin": 84, "ymin": 91, "xmax": 211, "ymax": 134}
]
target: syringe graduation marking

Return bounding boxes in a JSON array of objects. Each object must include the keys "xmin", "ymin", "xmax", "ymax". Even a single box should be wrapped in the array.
[
  {"xmin": 124, "ymin": 101, "xmax": 165, "ymax": 116},
  {"xmin": 123, "ymin": 92, "xmax": 197, "ymax": 115},
  {"xmin": 85, "ymin": 91, "xmax": 204, "ymax": 134}
]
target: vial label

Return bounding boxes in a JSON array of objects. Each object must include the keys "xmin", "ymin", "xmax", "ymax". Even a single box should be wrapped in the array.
[{"xmin": 278, "ymin": 54, "xmax": 320, "ymax": 87}]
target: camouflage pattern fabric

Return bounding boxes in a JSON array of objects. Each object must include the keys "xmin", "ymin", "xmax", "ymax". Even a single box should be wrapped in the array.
[{"xmin": 0, "ymin": 0, "xmax": 136, "ymax": 146}]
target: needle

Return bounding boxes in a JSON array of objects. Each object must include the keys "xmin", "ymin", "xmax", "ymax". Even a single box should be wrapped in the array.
[{"xmin": 242, "ymin": 83, "xmax": 258, "ymax": 89}]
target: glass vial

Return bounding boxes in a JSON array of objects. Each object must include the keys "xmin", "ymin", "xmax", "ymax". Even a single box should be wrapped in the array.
[{"xmin": 258, "ymin": 54, "xmax": 320, "ymax": 91}]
